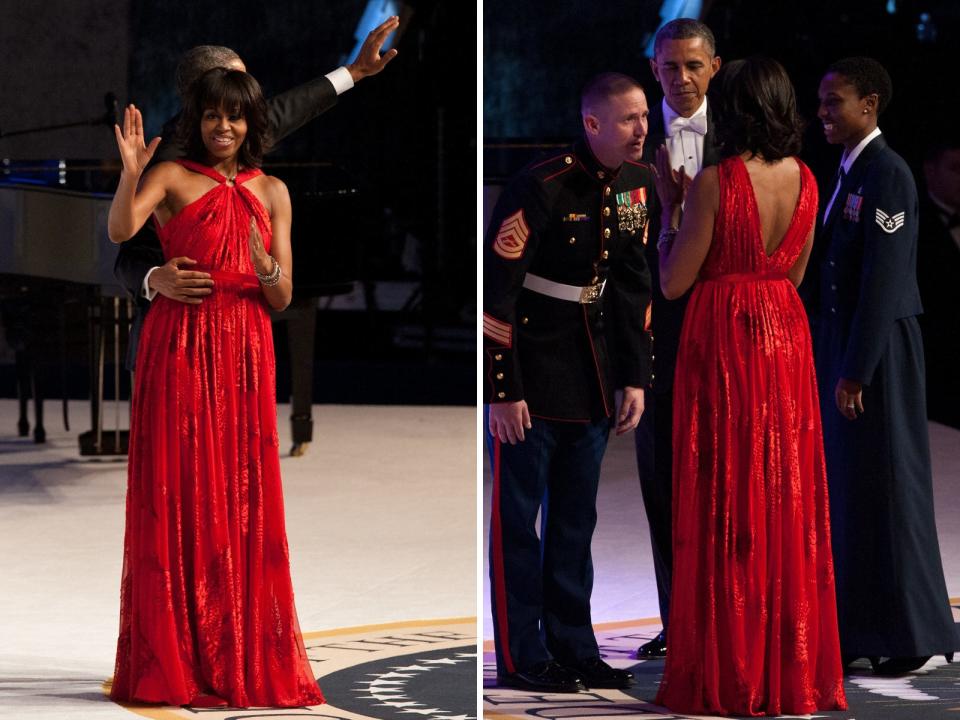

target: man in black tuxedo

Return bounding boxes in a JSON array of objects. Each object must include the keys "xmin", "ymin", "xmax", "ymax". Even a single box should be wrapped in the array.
[
  {"xmin": 918, "ymin": 138, "xmax": 960, "ymax": 429},
  {"xmin": 114, "ymin": 17, "xmax": 399, "ymax": 370},
  {"xmin": 633, "ymin": 17, "xmax": 721, "ymax": 659}
]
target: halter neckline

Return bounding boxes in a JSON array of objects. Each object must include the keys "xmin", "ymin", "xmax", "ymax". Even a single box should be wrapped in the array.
[{"xmin": 176, "ymin": 158, "xmax": 262, "ymax": 185}]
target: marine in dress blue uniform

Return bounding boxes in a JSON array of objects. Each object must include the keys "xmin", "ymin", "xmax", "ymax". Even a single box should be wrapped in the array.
[
  {"xmin": 484, "ymin": 74, "xmax": 654, "ymax": 692},
  {"xmin": 808, "ymin": 58, "xmax": 959, "ymax": 672}
]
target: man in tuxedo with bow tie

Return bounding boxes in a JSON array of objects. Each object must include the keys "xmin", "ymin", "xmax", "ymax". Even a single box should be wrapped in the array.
[
  {"xmin": 632, "ymin": 17, "xmax": 720, "ymax": 659},
  {"xmin": 918, "ymin": 137, "xmax": 960, "ymax": 429}
]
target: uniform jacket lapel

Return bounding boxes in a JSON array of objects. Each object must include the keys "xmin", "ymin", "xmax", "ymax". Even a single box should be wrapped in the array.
[{"xmin": 822, "ymin": 134, "xmax": 888, "ymax": 235}]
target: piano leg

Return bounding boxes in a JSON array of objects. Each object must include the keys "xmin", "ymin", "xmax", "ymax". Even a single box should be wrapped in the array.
[
  {"xmin": 284, "ymin": 297, "xmax": 317, "ymax": 457},
  {"xmin": 15, "ymin": 350, "xmax": 30, "ymax": 437}
]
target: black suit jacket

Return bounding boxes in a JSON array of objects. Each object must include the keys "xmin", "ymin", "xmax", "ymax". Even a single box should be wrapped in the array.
[
  {"xmin": 641, "ymin": 99, "xmax": 721, "ymax": 392},
  {"xmin": 917, "ymin": 191, "xmax": 960, "ymax": 427},
  {"xmin": 114, "ymin": 75, "xmax": 339, "ymax": 369}
]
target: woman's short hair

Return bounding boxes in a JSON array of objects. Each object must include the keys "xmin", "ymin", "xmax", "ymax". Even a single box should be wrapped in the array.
[
  {"xmin": 711, "ymin": 56, "xmax": 804, "ymax": 162},
  {"xmin": 177, "ymin": 68, "xmax": 271, "ymax": 168},
  {"xmin": 826, "ymin": 56, "xmax": 893, "ymax": 115}
]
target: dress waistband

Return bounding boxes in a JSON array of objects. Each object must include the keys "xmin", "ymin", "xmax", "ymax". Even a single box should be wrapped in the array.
[
  {"xmin": 199, "ymin": 269, "xmax": 261, "ymax": 295},
  {"xmin": 700, "ymin": 271, "xmax": 789, "ymax": 283}
]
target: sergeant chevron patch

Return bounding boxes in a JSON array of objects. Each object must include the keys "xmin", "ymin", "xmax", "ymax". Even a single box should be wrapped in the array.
[
  {"xmin": 494, "ymin": 209, "xmax": 530, "ymax": 260},
  {"xmin": 876, "ymin": 208, "xmax": 906, "ymax": 233}
]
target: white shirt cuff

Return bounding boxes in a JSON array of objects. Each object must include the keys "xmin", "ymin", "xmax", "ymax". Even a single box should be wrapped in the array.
[
  {"xmin": 142, "ymin": 267, "xmax": 160, "ymax": 301},
  {"xmin": 325, "ymin": 66, "xmax": 355, "ymax": 95}
]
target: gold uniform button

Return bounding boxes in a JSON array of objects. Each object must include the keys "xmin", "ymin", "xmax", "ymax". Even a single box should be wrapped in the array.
[
  {"xmin": 597, "ymin": 170, "xmax": 605, "ymax": 180},
  {"xmin": 564, "ymin": 155, "xmax": 573, "ymax": 165},
  {"xmin": 603, "ymin": 207, "xmax": 611, "ymax": 217},
  {"xmin": 497, "ymin": 391, "xmax": 506, "ymax": 399},
  {"xmin": 569, "ymin": 236, "xmax": 576, "ymax": 245},
  {"xmin": 494, "ymin": 353, "xmax": 503, "ymax": 361},
  {"xmin": 496, "ymin": 372, "xmax": 504, "ymax": 380},
  {"xmin": 521, "ymin": 316, "xmax": 529, "ymax": 325},
  {"xmin": 603, "ymin": 228, "xmax": 611, "ymax": 238},
  {"xmin": 602, "ymin": 250, "xmax": 609, "ymax": 259},
  {"xmin": 604, "ymin": 187, "xmax": 611, "ymax": 196}
]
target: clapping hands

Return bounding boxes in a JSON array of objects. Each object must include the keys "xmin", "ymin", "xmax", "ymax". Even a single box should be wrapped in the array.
[{"xmin": 113, "ymin": 104, "xmax": 161, "ymax": 177}]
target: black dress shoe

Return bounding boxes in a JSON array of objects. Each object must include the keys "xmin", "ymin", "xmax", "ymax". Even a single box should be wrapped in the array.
[
  {"xmin": 873, "ymin": 656, "xmax": 931, "ymax": 675},
  {"xmin": 564, "ymin": 656, "xmax": 633, "ymax": 689},
  {"xmin": 636, "ymin": 630, "xmax": 667, "ymax": 658},
  {"xmin": 497, "ymin": 661, "xmax": 584, "ymax": 693}
]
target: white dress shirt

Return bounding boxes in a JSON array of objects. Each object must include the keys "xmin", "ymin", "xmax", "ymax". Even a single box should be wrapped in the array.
[
  {"xmin": 822, "ymin": 126, "xmax": 882, "ymax": 222},
  {"xmin": 662, "ymin": 96, "xmax": 708, "ymax": 180}
]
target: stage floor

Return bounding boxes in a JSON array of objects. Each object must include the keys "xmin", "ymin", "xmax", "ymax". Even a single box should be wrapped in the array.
[
  {"xmin": 482, "ymin": 418, "xmax": 960, "ymax": 718},
  {"xmin": 0, "ymin": 400, "xmax": 476, "ymax": 720}
]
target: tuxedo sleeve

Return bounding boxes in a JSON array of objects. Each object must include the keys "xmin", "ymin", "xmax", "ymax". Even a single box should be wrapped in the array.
[
  {"xmin": 840, "ymin": 162, "xmax": 919, "ymax": 384},
  {"xmin": 482, "ymin": 173, "xmax": 548, "ymax": 404},
  {"xmin": 114, "ymin": 223, "xmax": 164, "ymax": 305},
  {"xmin": 267, "ymin": 77, "xmax": 338, "ymax": 143}
]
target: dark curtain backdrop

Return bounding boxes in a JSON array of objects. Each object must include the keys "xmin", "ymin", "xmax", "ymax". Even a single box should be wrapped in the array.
[{"xmin": 484, "ymin": 0, "xmax": 960, "ymax": 180}]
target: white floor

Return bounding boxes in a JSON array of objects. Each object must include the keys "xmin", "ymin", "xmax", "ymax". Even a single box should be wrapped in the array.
[
  {"xmin": 482, "ymin": 419, "xmax": 960, "ymax": 639},
  {"xmin": 0, "ymin": 399, "xmax": 476, "ymax": 719}
]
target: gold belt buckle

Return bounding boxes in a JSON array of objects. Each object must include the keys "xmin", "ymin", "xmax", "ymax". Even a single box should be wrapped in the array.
[{"xmin": 579, "ymin": 283, "xmax": 601, "ymax": 304}]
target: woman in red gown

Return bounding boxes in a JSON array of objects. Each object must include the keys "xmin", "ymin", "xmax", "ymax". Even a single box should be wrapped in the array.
[
  {"xmin": 653, "ymin": 57, "xmax": 847, "ymax": 716},
  {"xmin": 106, "ymin": 68, "xmax": 324, "ymax": 708}
]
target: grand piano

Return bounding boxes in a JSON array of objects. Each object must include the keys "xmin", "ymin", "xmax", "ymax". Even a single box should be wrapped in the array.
[{"xmin": 0, "ymin": 158, "xmax": 377, "ymax": 455}]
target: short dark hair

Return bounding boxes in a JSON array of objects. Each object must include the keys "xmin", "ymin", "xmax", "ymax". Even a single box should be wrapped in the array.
[
  {"xmin": 581, "ymin": 72, "xmax": 645, "ymax": 115},
  {"xmin": 177, "ymin": 68, "xmax": 271, "ymax": 168},
  {"xmin": 825, "ymin": 56, "xmax": 893, "ymax": 115},
  {"xmin": 175, "ymin": 45, "xmax": 241, "ymax": 99},
  {"xmin": 711, "ymin": 56, "xmax": 804, "ymax": 162},
  {"xmin": 654, "ymin": 18, "xmax": 716, "ymax": 57}
]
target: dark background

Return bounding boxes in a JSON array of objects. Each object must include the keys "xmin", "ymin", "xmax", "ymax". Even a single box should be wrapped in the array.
[
  {"xmin": 483, "ymin": 0, "xmax": 960, "ymax": 183},
  {"xmin": 0, "ymin": 0, "xmax": 475, "ymax": 407}
]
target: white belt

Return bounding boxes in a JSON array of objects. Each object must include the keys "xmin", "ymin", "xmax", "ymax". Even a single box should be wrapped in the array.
[{"xmin": 522, "ymin": 272, "xmax": 606, "ymax": 304}]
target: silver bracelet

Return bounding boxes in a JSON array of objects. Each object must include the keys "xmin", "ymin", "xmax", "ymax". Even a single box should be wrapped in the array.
[
  {"xmin": 657, "ymin": 227, "xmax": 678, "ymax": 252},
  {"xmin": 256, "ymin": 256, "xmax": 282, "ymax": 286}
]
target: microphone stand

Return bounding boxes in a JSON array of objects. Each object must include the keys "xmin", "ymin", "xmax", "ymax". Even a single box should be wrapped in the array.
[{"xmin": 0, "ymin": 92, "xmax": 118, "ymax": 139}]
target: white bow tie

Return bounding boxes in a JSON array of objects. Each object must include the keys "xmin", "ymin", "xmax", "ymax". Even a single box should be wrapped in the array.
[{"xmin": 667, "ymin": 113, "xmax": 707, "ymax": 137}]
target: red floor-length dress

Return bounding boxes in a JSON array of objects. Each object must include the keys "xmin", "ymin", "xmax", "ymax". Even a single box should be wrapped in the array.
[
  {"xmin": 655, "ymin": 156, "xmax": 847, "ymax": 716},
  {"xmin": 111, "ymin": 159, "xmax": 324, "ymax": 708}
]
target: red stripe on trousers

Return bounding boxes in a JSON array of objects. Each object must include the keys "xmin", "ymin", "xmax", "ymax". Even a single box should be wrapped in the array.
[{"xmin": 490, "ymin": 437, "xmax": 515, "ymax": 673}]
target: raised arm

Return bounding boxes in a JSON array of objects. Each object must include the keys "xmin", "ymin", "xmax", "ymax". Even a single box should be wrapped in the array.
[
  {"xmin": 346, "ymin": 15, "xmax": 400, "ymax": 83},
  {"xmin": 657, "ymin": 149, "xmax": 719, "ymax": 299},
  {"xmin": 108, "ymin": 104, "xmax": 167, "ymax": 243},
  {"xmin": 249, "ymin": 177, "xmax": 293, "ymax": 311}
]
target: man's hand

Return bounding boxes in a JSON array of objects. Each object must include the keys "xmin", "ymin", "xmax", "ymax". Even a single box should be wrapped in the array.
[
  {"xmin": 149, "ymin": 256, "xmax": 214, "ymax": 304},
  {"xmin": 488, "ymin": 400, "xmax": 532, "ymax": 445},
  {"xmin": 835, "ymin": 377, "xmax": 864, "ymax": 421},
  {"xmin": 616, "ymin": 386, "xmax": 645, "ymax": 435},
  {"xmin": 346, "ymin": 15, "xmax": 400, "ymax": 83}
]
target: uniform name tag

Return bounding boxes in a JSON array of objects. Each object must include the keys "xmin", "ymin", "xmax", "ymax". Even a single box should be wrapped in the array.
[
  {"xmin": 615, "ymin": 187, "xmax": 648, "ymax": 235},
  {"xmin": 561, "ymin": 213, "xmax": 589, "ymax": 222},
  {"xmin": 842, "ymin": 193, "xmax": 863, "ymax": 222}
]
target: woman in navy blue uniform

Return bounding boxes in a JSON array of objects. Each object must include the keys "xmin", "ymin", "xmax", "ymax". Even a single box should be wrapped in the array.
[{"xmin": 809, "ymin": 56, "xmax": 958, "ymax": 674}]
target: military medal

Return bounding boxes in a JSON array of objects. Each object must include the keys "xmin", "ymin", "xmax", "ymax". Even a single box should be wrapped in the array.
[
  {"xmin": 842, "ymin": 192, "xmax": 863, "ymax": 223},
  {"xmin": 615, "ymin": 187, "xmax": 648, "ymax": 234}
]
